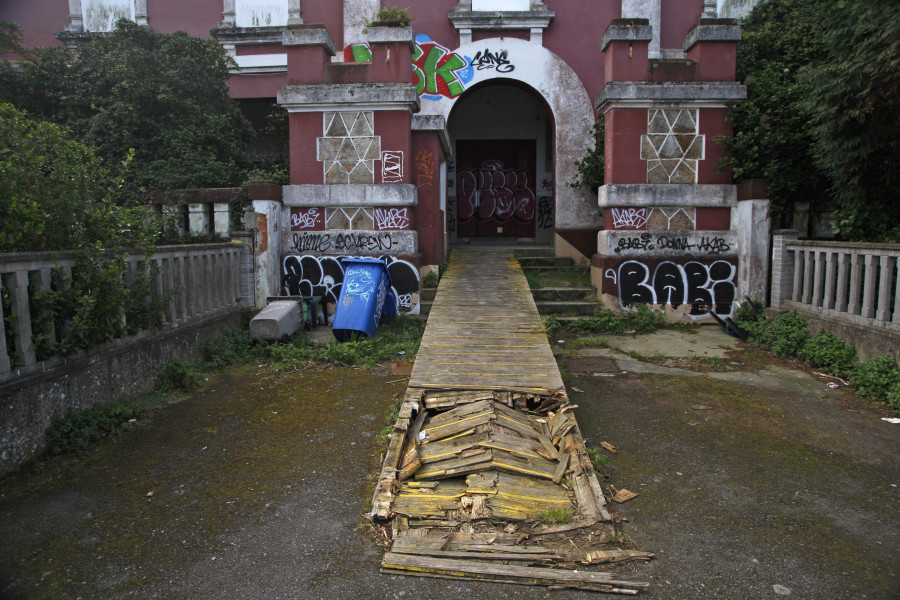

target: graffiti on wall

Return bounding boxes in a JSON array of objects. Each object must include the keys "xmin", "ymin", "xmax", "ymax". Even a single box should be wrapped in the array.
[
  {"xmin": 283, "ymin": 254, "xmax": 421, "ymax": 313},
  {"xmin": 374, "ymin": 208, "xmax": 410, "ymax": 230},
  {"xmin": 612, "ymin": 233, "xmax": 733, "ymax": 255},
  {"xmin": 415, "ymin": 149, "xmax": 435, "ymax": 189},
  {"xmin": 537, "ymin": 197, "xmax": 553, "ymax": 228},
  {"xmin": 610, "ymin": 208, "xmax": 648, "ymax": 230},
  {"xmin": 472, "ymin": 49, "xmax": 514, "ymax": 72},
  {"xmin": 343, "ymin": 36, "xmax": 474, "ymax": 100},
  {"xmin": 382, "ymin": 151, "xmax": 403, "ymax": 182},
  {"xmin": 457, "ymin": 160, "xmax": 535, "ymax": 223},
  {"xmin": 603, "ymin": 259, "xmax": 736, "ymax": 319},
  {"xmin": 290, "ymin": 231, "xmax": 404, "ymax": 254},
  {"xmin": 290, "ymin": 208, "xmax": 324, "ymax": 231}
]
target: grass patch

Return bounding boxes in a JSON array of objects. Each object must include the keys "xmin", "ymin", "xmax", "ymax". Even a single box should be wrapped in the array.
[
  {"xmin": 539, "ymin": 507, "xmax": 574, "ymax": 524},
  {"xmin": 567, "ymin": 336, "xmax": 610, "ymax": 349}
]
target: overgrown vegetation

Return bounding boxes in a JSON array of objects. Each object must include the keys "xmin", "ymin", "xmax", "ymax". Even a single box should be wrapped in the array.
[
  {"xmin": 570, "ymin": 118, "xmax": 605, "ymax": 193},
  {"xmin": 1, "ymin": 20, "xmax": 253, "ymax": 204},
  {"xmin": 364, "ymin": 6, "xmax": 412, "ymax": 32},
  {"xmin": 544, "ymin": 305, "xmax": 665, "ymax": 338},
  {"xmin": 724, "ymin": 0, "xmax": 900, "ymax": 241},
  {"xmin": 733, "ymin": 308, "xmax": 900, "ymax": 411},
  {"xmin": 538, "ymin": 507, "xmax": 574, "ymax": 524}
]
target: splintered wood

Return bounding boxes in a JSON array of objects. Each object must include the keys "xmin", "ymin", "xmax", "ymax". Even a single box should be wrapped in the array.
[
  {"xmin": 372, "ymin": 390, "xmax": 651, "ymax": 595},
  {"xmin": 371, "ymin": 250, "xmax": 651, "ymax": 594}
]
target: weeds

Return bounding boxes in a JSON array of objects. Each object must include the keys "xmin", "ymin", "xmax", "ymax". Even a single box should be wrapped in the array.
[
  {"xmin": 586, "ymin": 446, "xmax": 609, "ymax": 469},
  {"xmin": 539, "ymin": 507, "xmax": 574, "ymax": 524},
  {"xmin": 45, "ymin": 403, "xmax": 137, "ymax": 454}
]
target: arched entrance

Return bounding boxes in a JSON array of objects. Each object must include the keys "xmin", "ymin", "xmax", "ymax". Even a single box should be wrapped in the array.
[
  {"xmin": 448, "ymin": 81, "xmax": 553, "ymax": 242},
  {"xmin": 416, "ymin": 37, "xmax": 599, "ymax": 248}
]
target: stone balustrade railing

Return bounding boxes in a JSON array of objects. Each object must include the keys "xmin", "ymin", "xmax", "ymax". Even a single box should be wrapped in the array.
[
  {"xmin": 0, "ymin": 243, "xmax": 249, "ymax": 382},
  {"xmin": 771, "ymin": 231, "xmax": 900, "ymax": 333}
]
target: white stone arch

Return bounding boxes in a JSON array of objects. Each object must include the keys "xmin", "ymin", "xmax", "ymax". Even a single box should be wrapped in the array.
[{"xmin": 418, "ymin": 37, "xmax": 599, "ymax": 230}]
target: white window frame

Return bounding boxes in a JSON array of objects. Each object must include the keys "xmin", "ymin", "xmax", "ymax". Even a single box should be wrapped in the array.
[{"xmin": 66, "ymin": 0, "xmax": 148, "ymax": 32}]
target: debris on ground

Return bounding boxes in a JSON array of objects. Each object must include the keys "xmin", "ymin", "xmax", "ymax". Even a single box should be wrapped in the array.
[{"xmin": 371, "ymin": 388, "xmax": 651, "ymax": 594}]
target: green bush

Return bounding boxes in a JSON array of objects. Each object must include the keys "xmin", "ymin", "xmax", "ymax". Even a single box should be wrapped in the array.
[
  {"xmin": 46, "ymin": 403, "xmax": 137, "ymax": 454},
  {"xmin": 155, "ymin": 359, "xmax": 202, "ymax": 392},
  {"xmin": 561, "ymin": 305, "xmax": 664, "ymax": 336},
  {"xmin": 854, "ymin": 356, "xmax": 900, "ymax": 404},
  {"xmin": 798, "ymin": 330, "xmax": 858, "ymax": 379},
  {"xmin": 759, "ymin": 310, "xmax": 809, "ymax": 357},
  {"xmin": 202, "ymin": 327, "xmax": 262, "ymax": 369}
]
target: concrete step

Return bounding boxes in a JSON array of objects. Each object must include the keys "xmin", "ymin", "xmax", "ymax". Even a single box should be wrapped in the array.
[
  {"xmin": 530, "ymin": 287, "xmax": 597, "ymax": 302},
  {"xmin": 513, "ymin": 247, "xmax": 556, "ymax": 258},
  {"xmin": 536, "ymin": 300, "xmax": 599, "ymax": 316},
  {"xmin": 420, "ymin": 287, "xmax": 438, "ymax": 302},
  {"xmin": 419, "ymin": 300, "xmax": 433, "ymax": 317},
  {"xmin": 518, "ymin": 256, "xmax": 575, "ymax": 268}
]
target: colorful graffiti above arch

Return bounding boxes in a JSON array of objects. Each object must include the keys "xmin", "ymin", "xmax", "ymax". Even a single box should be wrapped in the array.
[{"xmin": 343, "ymin": 34, "xmax": 474, "ymax": 100}]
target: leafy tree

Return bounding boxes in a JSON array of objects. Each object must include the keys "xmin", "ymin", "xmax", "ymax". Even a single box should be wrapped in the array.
[
  {"xmin": 722, "ymin": 0, "xmax": 833, "ymax": 228},
  {"xmin": 0, "ymin": 103, "xmax": 158, "ymax": 252},
  {"xmin": 799, "ymin": 0, "xmax": 900, "ymax": 242},
  {"xmin": 1, "ymin": 20, "xmax": 253, "ymax": 202}
]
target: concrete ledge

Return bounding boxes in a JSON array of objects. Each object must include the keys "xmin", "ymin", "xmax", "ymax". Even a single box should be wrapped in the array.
[
  {"xmin": 283, "ymin": 184, "xmax": 417, "ymax": 207},
  {"xmin": 599, "ymin": 184, "xmax": 737, "ymax": 208},
  {"xmin": 366, "ymin": 26, "xmax": 414, "ymax": 46},
  {"xmin": 278, "ymin": 83, "xmax": 420, "ymax": 112},
  {"xmin": 411, "ymin": 114, "xmax": 451, "ymax": 156},
  {"xmin": 282, "ymin": 24, "xmax": 336, "ymax": 54},
  {"xmin": 684, "ymin": 18, "xmax": 741, "ymax": 51},
  {"xmin": 596, "ymin": 81, "xmax": 746, "ymax": 110},
  {"xmin": 601, "ymin": 18, "xmax": 652, "ymax": 51},
  {"xmin": 597, "ymin": 229, "xmax": 737, "ymax": 257}
]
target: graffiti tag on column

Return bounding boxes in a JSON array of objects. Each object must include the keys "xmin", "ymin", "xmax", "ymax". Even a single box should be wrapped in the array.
[
  {"xmin": 447, "ymin": 197, "xmax": 457, "ymax": 233},
  {"xmin": 457, "ymin": 160, "xmax": 535, "ymax": 223},
  {"xmin": 614, "ymin": 259, "xmax": 736, "ymax": 318},
  {"xmin": 614, "ymin": 234, "xmax": 731, "ymax": 254},
  {"xmin": 472, "ymin": 49, "xmax": 514, "ymax": 72},
  {"xmin": 290, "ymin": 208, "xmax": 324, "ymax": 231},
  {"xmin": 537, "ymin": 197, "xmax": 553, "ymax": 228},
  {"xmin": 374, "ymin": 208, "xmax": 410, "ymax": 230},
  {"xmin": 415, "ymin": 149, "xmax": 435, "ymax": 188},
  {"xmin": 610, "ymin": 207, "xmax": 648, "ymax": 230},
  {"xmin": 382, "ymin": 151, "xmax": 403, "ymax": 183},
  {"xmin": 291, "ymin": 232, "xmax": 398, "ymax": 254}
]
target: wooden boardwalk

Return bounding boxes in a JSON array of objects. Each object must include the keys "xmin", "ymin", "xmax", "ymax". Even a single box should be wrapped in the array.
[{"xmin": 408, "ymin": 248, "xmax": 564, "ymax": 395}]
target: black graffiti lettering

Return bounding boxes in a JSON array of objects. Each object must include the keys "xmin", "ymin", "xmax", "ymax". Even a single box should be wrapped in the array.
[
  {"xmin": 332, "ymin": 233, "xmax": 395, "ymax": 253},
  {"xmin": 292, "ymin": 232, "xmax": 332, "ymax": 253},
  {"xmin": 617, "ymin": 260, "xmax": 736, "ymax": 318},
  {"xmin": 614, "ymin": 233, "xmax": 654, "ymax": 253},
  {"xmin": 656, "ymin": 236, "xmax": 694, "ymax": 251},
  {"xmin": 537, "ymin": 197, "xmax": 554, "ymax": 228},
  {"xmin": 472, "ymin": 49, "xmax": 515, "ymax": 72},
  {"xmin": 696, "ymin": 236, "xmax": 731, "ymax": 254}
]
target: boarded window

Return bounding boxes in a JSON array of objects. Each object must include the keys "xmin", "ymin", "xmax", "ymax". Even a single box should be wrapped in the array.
[
  {"xmin": 235, "ymin": 0, "xmax": 288, "ymax": 27},
  {"xmin": 472, "ymin": 0, "xmax": 530, "ymax": 10},
  {"xmin": 82, "ymin": 0, "xmax": 134, "ymax": 32}
]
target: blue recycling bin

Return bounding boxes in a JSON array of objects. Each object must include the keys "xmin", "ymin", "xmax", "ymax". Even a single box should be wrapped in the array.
[
  {"xmin": 332, "ymin": 258, "xmax": 392, "ymax": 341},
  {"xmin": 382, "ymin": 290, "xmax": 398, "ymax": 319}
]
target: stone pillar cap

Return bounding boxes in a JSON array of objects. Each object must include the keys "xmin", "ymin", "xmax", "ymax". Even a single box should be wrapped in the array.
[
  {"xmin": 684, "ymin": 18, "xmax": 741, "ymax": 52},
  {"xmin": 601, "ymin": 18, "xmax": 652, "ymax": 52},
  {"xmin": 283, "ymin": 24, "xmax": 336, "ymax": 56}
]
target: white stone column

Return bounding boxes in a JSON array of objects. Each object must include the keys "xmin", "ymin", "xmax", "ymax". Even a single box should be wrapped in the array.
[
  {"xmin": 213, "ymin": 202, "xmax": 231, "ymax": 237},
  {"xmin": 188, "ymin": 203, "xmax": 211, "ymax": 236},
  {"xmin": 770, "ymin": 230, "xmax": 799, "ymax": 308},
  {"xmin": 735, "ymin": 199, "xmax": 770, "ymax": 304},
  {"xmin": 252, "ymin": 199, "xmax": 282, "ymax": 308},
  {"xmin": 622, "ymin": 0, "xmax": 661, "ymax": 58}
]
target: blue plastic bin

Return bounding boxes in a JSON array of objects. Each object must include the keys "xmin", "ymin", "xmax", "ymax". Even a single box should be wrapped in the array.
[
  {"xmin": 382, "ymin": 291, "xmax": 398, "ymax": 319},
  {"xmin": 332, "ymin": 258, "xmax": 392, "ymax": 341}
]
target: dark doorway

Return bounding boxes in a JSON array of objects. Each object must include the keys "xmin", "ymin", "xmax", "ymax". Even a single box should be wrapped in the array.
[{"xmin": 455, "ymin": 139, "xmax": 536, "ymax": 238}]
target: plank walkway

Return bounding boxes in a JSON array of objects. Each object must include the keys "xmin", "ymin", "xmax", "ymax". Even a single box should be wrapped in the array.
[{"xmin": 408, "ymin": 248, "xmax": 565, "ymax": 395}]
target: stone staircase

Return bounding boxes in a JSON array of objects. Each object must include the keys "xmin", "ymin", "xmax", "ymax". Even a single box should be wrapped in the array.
[
  {"xmin": 515, "ymin": 249, "xmax": 598, "ymax": 321},
  {"xmin": 417, "ymin": 248, "xmax": 599, "ymax": 320}
]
